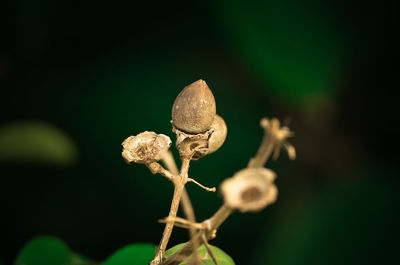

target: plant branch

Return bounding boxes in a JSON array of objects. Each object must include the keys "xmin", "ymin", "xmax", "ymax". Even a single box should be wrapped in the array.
[
  {"xmin": 201, "ymin": 233, "xmax": 219, "ymax": 265},
  {"xmin": 205, "ymin": 204, "xmax": 233, "ymax": 237},
  {"xmin": 152, "ymin": 182, "xmax": 186, "ymax": 265},
  {"xmin": 151, "ymin": 156, "xmax": 190, "ymax": 265},
  {"xmin": 147, "ymin": 162, "xmax": 175, "ymax": 181},
  {"xmin": 187, "ymin": 178, "xmax": 216, "ymax": 192},
  {"xmin": 159, "ymin": 216, "xmax": 204, "ymax": 230},
  {"xmin": 248, "ymin": 119, "xmax": 275, "ymax": 168}
]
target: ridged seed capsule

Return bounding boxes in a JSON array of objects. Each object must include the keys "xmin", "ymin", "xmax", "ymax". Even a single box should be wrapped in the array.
[{"xmin": 172, "ymin": 79, "xmax": 216, "ymax": 134}]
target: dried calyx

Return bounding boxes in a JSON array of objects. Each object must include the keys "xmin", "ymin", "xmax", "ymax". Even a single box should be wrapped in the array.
[
  {"xmin": 172, "ymin": 125, "xmax": 212, "ymax": 160},
  {"xmin": 122, "ymin": 131, "xmax": 172, "ymax": 164},
  {"xmin": 220, "ymin": 168, "xmax": 277, "ymax": 212}
]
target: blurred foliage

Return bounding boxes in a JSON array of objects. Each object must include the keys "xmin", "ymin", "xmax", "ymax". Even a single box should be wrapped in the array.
[
  {"xmin": 15, "ymin": 237, "xmax": 74, "ymax": 265},
  {"xmin": 15, "ymin": 236, "xmax": 157, "ymax": 265},
  {"xmin": 165, "ymin": 243, "xmax": 235, "ymax": 265},
  {"xmin": 103, "ymin": 243, "xmax": 156, "ymax": 265},
  {"xmin": 0, "ymin": 121, "xmax": 77, "ymax": 165},
  {"xmin": 216, "ymin": 0, "xmax": 343, "ymax": 105}
]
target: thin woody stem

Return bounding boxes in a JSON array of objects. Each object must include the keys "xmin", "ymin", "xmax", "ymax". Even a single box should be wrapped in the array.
[
  {"xmin": 206, "ymin": 204, "xmax": 233, "ymax": 236},
  {"xmin": 201, "ymin": 233, "xmax": 219, "ymax": 265},
  {"xmin": 152, "ymin": 154, "xmax": 195, "ymax": 265},
  {"xmin": 161, "ymin": 151, "xmax": 200, "ymax": 264},
  {"xmin": 159, "ymin": 216, "xmax": 203, "ymax": 230},
  {"xmin": 177, "ymin": 157, "xmax": 200, "ymax": 264},
  {"xmin": 147, "ymin": 162, "xmax": 175, "ymax": 181},
  {"xmin": 152, "ymin": 181, "xmax": 186, "ymax": 264},
  {"xmin": 248, "ymin": 133, "xmax": 274, "ymax": 168},
  {"xmin": 248, "ymin": 118, "xmax": 275, "ymax": 168}
]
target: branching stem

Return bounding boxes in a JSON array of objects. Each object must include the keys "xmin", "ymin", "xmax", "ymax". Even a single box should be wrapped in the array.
[
  {"xmin": 160, "ymin": 204, "xmax": 234, "ymax": 265},
  {"xmin": 163, "ymin": 150, "xmax": 200, "ymax": 264},
  {"xmin": 152, "ymin": 151, "xmax": 200, "ymax": 265}
]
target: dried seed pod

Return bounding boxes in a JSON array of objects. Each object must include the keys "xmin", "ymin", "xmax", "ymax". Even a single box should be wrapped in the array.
[
  {"xmin": 172, "ymin": 79, "xmax": 216, "ymax": 133},
  {"xmin": 121, "ymin": 131, "xmax": 171, "ymax": 164},
  {"xmin": 220, "ymin": 168, "xmax": 277, "ymax": 212},
  {"xmin": 207, "ymin": 114, "xmax": 227, "ymax": 154}
]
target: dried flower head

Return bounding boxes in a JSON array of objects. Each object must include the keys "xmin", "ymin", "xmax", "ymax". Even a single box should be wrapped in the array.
[
  {"xmin": 220, "ymin": 168, "xmax": 277, "ymax": 212},
  {"xmin": 262, "ymin": 118, "xmax": 296, "ymax": 160},
  {"xmin": 122, "ymin": 131, "xmax": 172, "ymax": 164},
  {"xmin": 171, "ymin": 79, "xmax": 216, "ymax": 134}
]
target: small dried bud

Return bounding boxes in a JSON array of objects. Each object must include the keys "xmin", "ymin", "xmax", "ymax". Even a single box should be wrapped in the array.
[
  {"xmin": 220, "ymin": 168, "xmax": 277, "ymax": 212},
  {"xmin": 172, "ymin": 79, "xmax": 216, "ymax": 133},
  {"xmin": 121, "ymin": 131, "xmax": 171, "ymax": 164},
  {"xmin": 207, "ymin": 114, "xmax": 227, "ymax": 154}
]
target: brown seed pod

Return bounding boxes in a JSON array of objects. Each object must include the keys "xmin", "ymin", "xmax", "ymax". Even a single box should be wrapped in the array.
[
  {"xmin": 207, "ymin": 114, "xmax": 227, "ymax": 154},
  {"xmin": 172, "ymin": 79, "xmax": 216, "ymax": 134}
]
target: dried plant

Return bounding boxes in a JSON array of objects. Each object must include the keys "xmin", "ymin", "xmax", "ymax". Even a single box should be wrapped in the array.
[{"xmin": 121, "ymin": 79, "xmax": 295, "ymax": 265}]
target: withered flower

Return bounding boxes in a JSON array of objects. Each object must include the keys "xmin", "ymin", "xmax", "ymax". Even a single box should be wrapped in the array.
[
  {"xmin": 261, "ymin": 118, "xmax": 296, "ymax": 160},
  {"xmin": 122, "ymin": 131, "xmax": 171, "ymax": 164},
  {"xmin": 220, "ymin": 168, "xmax": 277, "ymax": 212}
]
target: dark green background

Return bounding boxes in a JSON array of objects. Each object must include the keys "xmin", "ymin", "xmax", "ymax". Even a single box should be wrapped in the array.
[{"xmin": 1, "ymin": 0, "xmax": 397, "ymax": 264}]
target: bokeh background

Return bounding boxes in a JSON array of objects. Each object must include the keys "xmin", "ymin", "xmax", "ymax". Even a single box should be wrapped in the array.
[{"xmin": 1, "ymin": 0, "xmax": 397, "ymax": 264}]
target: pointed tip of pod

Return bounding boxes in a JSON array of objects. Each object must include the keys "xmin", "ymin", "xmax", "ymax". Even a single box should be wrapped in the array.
[
  {"xmin": 172, "ymin": 79, "xmax": 216, "ymax": 133},
  {"xmin": 192, "ymin": 79, "xmax": 206, "ymax": 86},
  {"xmin": 179, "ymin": 79, "xmax": 209, "ymax": 97}
]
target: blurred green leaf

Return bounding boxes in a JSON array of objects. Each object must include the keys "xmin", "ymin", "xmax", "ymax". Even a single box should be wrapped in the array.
[
  {"xmin": 0, "ymin": 121, "xmax": 77, "ymax": 165},
  {"xmin": 15, "ymin": 236, "xmax": 73, "ymax": 265},
  {"xmin": 103, "ymin": 243, "xmax": 156, "ymax": 265},
  {"xmin": 165, "ymin": 243, "xmax": 235, "ymax": 265}
]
